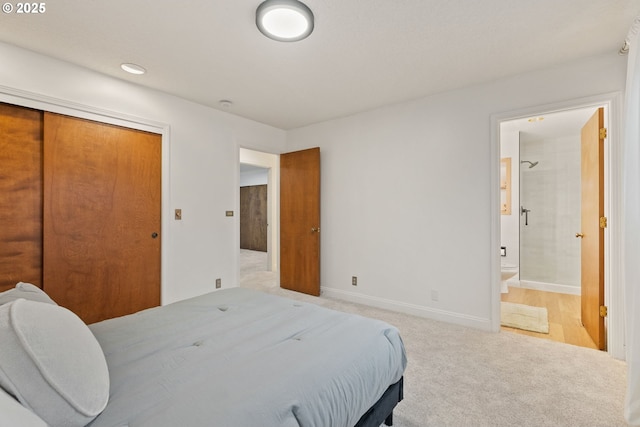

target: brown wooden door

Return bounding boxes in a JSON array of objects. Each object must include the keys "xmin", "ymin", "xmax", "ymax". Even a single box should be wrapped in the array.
[
  {"xmin": 579, "ymin": 107, "xmax": 605, "ymax": 350},
  {"xmin": 0, "ymin": 103, "xmax": 43, "ymax": 291},
  {"xmin": 43, "ymin": 112, "xmax": 161, "ymax": 324},
  {"xmin": 280, "ymin": 147, "xmax": 320, "ymax": 296},
  {"xmin": 240, "ymin": 185, "xmax": 268, "ymax": 252}
]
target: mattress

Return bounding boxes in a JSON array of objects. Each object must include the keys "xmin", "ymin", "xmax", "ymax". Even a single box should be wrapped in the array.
[{"xmin": 87, "ymin": 288, "xmax": 407, "ymax": 427}]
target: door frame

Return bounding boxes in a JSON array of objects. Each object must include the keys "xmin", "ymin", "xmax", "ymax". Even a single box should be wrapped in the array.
[
  {"xmin": 0, "ymin": 87, "xmax": 171, "ymax": 304},
  {"xmin": 490, "ymin": 92, "xmax": 624, "ymax": 359}
]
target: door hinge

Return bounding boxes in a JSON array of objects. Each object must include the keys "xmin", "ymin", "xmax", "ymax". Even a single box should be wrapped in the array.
[
  {"xmin": 600, "ymin": 305, "xmax": 608, "ymax": 318},
  {"xmin": 600, "ymin": 127, "xmax": 607, "ymax": 139},
  {"xmin": 600, "ymin": 216, "xmax": 607, "ymax": 228}
]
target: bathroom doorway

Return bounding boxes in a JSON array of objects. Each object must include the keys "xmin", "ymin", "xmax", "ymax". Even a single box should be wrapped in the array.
[
  {"xmin": 498, "ymin": 103, "xmax": 613, "ymax": 351},
  {"xmin": 516, "ymin": 108, "xmax": 595, "ymax": 295}
]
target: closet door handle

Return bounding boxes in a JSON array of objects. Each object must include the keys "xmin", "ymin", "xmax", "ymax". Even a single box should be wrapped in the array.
[
  {"xmin": 151, "ymin": 232, "xmax": 159, "ymax": 239},
  {"xmin": 575, "ymin": 233, "xmax": 584, "ymax": 238}
]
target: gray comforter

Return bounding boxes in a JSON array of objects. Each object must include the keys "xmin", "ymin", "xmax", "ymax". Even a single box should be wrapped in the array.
[{"xmin": 87, "ymin": 288, "xmax": 406, "ymax": 427}]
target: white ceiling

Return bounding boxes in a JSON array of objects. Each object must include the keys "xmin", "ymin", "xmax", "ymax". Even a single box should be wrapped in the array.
[{"xmin": 0, "ymin": 1, "xmax": 637, "ymax": 130}]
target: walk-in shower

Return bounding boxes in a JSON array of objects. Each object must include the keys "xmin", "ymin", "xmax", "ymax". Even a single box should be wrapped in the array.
[{"xmin": 519, "ymin": 136, "xmax": 581, "ymax": 293}]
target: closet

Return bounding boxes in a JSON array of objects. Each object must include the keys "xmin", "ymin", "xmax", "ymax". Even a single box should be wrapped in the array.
[{"xmin": 0, "ymin": 103, "xmax": 161, "ymax": 323}]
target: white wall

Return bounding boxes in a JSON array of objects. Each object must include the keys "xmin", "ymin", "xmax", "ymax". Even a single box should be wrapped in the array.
[
  {"xmin": 0, "ymin": 41, "xmax": 287, "ymax": 305},
  {"xmin": 286, "ymin": 52, "xmax": 626, "ymax": 329},
  {"xmin": 240, "ymin": 169, "xmax": 268, "ymax": 186}
]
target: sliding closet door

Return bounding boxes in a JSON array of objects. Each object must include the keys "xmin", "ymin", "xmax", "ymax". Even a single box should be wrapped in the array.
[
  {"xmin": 0, "ymin": 103, "xmax": 43, "ymax": 291},
  {"xmin": 43, "ymin": 112, "xmax": 161, "ymax": 324}
]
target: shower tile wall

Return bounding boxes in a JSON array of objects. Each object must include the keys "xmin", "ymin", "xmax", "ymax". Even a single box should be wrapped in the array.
[{"xmin": 520, "ymin": 133, "xmax": 581, "ymax": 289}]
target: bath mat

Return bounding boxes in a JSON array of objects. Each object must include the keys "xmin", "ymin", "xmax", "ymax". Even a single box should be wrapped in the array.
[{"xmin": 501, "ymin": 302, "xmax": 549, "ymax": 334}]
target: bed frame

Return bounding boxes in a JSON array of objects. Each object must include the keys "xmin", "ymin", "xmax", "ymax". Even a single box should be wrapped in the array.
[{"xmin": 354, "ymin": 376, "xmax": 404, "ymax": 427}]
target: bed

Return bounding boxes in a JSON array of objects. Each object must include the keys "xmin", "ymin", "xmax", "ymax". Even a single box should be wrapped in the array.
[{"xmin": 0, "ymin": 283, "xmax": 406, "ymax": 427}]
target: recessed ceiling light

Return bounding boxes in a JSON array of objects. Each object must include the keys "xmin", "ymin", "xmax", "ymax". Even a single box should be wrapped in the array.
[
  {"xmin": 256, "ymin": 0, "xmax": 314, "ymax": 42},
  {"xmin": 120, "ymin": 63, "xmax": 146, "ymax": 75},
  {"xmin": 219, "ymin": 100, "xmax": 233, "ymax": 108}
]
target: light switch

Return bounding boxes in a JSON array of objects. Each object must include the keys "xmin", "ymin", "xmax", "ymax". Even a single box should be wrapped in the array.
[
  {"xmin": 175, "ymin": 209, "xmax": 182, "ymax": 220},
  {"xmin": 225, "ymin": 211, "xmax": 234, "ymax": 217}
]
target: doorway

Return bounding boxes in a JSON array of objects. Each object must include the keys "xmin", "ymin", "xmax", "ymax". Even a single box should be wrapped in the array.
[
  {"xmin": 238, "ymin": 146, "xmax": 322, "ymax": 297},
  {"xmin": 497, "ymin": 102, "xmax": 615, "ymax": 351},
  {"xmin": 239, "ymin": 148, "xmax": 279, "ymax": 289}
]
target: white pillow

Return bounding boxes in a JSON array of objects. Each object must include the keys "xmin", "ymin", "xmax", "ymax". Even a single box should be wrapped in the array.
[
  {"xmin": 0, "ymin": 387, "xmax": 47, "ymax": 427},
  {"xmin": 0, "ymin": 282, "xmax": 58, "ymax": 306},
  {"xmin": 0, "ymin": 299, "xmax": 109, "ymax": 427}
]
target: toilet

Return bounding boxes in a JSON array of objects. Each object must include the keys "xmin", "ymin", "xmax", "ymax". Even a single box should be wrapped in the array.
[{"xmin": 500, "ymin": 262, "xmax": 518, "ymax": 293}]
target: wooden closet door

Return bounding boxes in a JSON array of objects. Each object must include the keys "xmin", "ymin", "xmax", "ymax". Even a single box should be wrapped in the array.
[
  {"xmin": 43, "ymin": 112, "xmax": 161, "ymax": 324},
  {"xmin": 0, "ymin": 103, "xmax": 43, "ymax": 291},
  {"xmin": 240, "ymin": 185, "xmax": 267, "ymax": 252}
]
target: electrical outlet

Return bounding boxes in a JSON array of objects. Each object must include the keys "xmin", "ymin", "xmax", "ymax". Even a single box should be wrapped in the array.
[
  {"xmin": 352, "ymin": 276, "xmax": 357, "ymax": 286},
  {"xmin": 215, "ymin": 278, "xmax": 221, "ymax": 289},
  {"xmin": 431, "ymin": 290, "xmax": 439, "ymax": 302}
]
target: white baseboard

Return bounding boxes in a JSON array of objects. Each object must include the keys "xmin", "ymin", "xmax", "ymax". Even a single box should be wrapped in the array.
[
  {"xmin": 517, "ymin": 280, "xmax": 581, "ymax": 295},
  {"xmin": 320, "ymin": 287, "xmax": 492, "ymax": 331}
]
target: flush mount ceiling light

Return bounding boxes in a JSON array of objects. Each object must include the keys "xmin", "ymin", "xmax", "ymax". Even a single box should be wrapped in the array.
[
  {"xmin": 256, "ymin": 0, "xmax": 314, "ymax": 42},
  {"xmin": 120, "ymin": 63, "xmax": 146, "ymax": 75}
]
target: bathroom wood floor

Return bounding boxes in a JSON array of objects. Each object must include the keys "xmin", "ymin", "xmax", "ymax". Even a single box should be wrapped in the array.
[{"xmin": 501, "ymin": 286, "xmax": 599, "ymax": 350}]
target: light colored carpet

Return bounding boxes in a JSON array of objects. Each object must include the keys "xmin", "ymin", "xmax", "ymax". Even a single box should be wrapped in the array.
[
  {"xmin": 500, "ymin": 301, "xmax": 549, "ymax": 334},
  {"xmin": 240, "ymin": 250, "xmax": 628, "ymax": 427}
]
